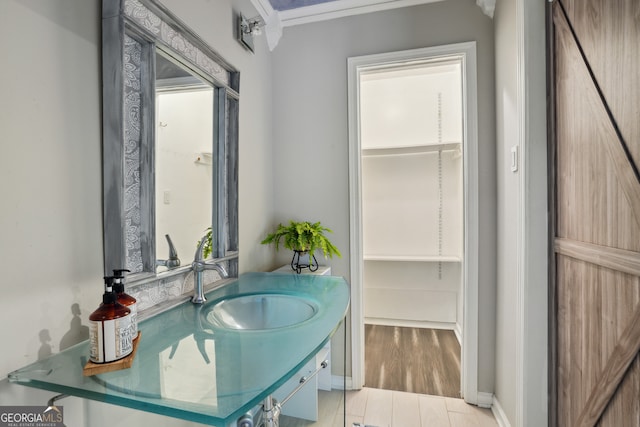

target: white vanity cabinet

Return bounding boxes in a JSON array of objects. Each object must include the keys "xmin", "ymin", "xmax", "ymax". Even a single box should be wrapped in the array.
[{"xmin": 271, "ymin": 265, "xmax": 332, "ymax": 421}]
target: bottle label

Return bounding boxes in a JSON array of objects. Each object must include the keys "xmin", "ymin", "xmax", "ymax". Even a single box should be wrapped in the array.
[
  {"xmin": 129, "ymin": 303, "xmax": 138, "ymax": 338},
  {"xmin": 89, "ymin": 315, "xmax": 133, "ymax": 363},
  {"xmin": 117, "ymin": 315, "xmax": 133, "ymax": 356},
  {"xmin": 89, "ymin": 322, "xmax": 100, "ymax": 362}
]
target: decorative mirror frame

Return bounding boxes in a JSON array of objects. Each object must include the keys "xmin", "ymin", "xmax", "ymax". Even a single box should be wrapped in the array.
[{"xmin": 102, "ymin": 0, "xmax": 239, "ymax": 284}]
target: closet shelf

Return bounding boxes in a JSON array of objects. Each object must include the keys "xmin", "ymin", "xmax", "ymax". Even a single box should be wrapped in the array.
[
  {"xmin": 364, "ymin": 255, "xmax": 462, "ymax": 262},
  {"xmin": 362, "ymin": 141, "xmax": 461, "ymax": 157}
]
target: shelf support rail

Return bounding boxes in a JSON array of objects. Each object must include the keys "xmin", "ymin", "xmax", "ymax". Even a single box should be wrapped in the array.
[
  {"xmin": 279, "ymin": 360, "xmax": 328, "ymax": 407},
  {"xmin": 47, "ymin": 394, "xmax": 69, "ymax": 407},
  {"xmin": 259, "ymin": 360, "xmax": 329, "ymax": 427}
]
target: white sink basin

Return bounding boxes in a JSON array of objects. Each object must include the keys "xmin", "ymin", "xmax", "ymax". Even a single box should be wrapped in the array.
[{"xmin": 204, "ymin": 294, "xmax": 317, "ymax": 330}]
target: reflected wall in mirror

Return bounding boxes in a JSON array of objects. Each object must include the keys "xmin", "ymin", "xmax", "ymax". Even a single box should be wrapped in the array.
[
  {"xmin": 102, "ymin": 0, "xmax": 239, "ymax": 287},
  {"xmin": 155, "ymin": 52, "xmax": 213, "ymax": 273}
]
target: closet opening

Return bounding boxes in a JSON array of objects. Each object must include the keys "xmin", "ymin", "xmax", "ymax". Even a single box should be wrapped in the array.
[{"xmin": 348, "ymin": 43, "xmax": 480, "ymax": 403}]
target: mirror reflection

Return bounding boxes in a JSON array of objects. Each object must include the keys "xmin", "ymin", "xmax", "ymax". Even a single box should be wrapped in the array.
[{"xmin": 155, "ymin": 51, "xmax": 213, "ymax": 272}]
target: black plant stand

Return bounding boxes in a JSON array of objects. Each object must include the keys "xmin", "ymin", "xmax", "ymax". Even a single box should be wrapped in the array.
[{"xmin": 290, "ymin": 250, "xmax": 319, "ymax": 274}]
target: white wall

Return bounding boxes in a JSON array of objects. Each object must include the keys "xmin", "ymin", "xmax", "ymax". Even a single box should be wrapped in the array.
[
  {"xmin": 0, "ymin": 0, "xmax": 275, "ymax": 425},
  {"xmin": 494, "ymin": 0, "xmax": 547, "ymax": 425},
  {"xmin": 270, "ymin": 0, "xmax": 496, "ymax": 391},
  {"xmin": 493, "ymin": 0, "xmax": 519, "ymax": 422},
  {"xmin": 156, "ymin": 89, "xmax": 213, "ymax": 266},
  {"xmin": 518, "ymin": 0, "xmax": 548, "ymax": 424},
  {"xmin": 0, "ymin": 1, "xmax": 102, "ymax": 423},
  {"xmin": 360, "ymin": 63, "xmax": 463, "ymax": 148}
]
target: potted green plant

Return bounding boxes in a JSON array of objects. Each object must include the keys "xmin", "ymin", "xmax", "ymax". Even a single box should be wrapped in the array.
[{"xmin": 261, "ymin": 220, "xmax": 342, "ymax": 273}]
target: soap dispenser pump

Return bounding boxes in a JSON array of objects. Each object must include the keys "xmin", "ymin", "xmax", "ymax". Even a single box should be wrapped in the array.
[
  {"xmin": 89, "ymin": 276, "xmax": 133, "ymax": 363},
  {"xmin": 113, "ymin": 268, "xmax": 138, "ymax": 339}
]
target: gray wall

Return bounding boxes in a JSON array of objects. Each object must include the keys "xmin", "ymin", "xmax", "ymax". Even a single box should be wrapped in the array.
[
  {"xmin": 271, "ymin": 0, "xmax": 497, "ymax": 392},
  {"xmin": 493, "ymin": 0, "xmax": 519, "ymax": 422},
  {"xmin": 494, "ymin": 0, "xmax": 548, "ymax": 424},
  {"xmin": 0, "ymin": 0, "xmax": 275, "ymax": 425}
]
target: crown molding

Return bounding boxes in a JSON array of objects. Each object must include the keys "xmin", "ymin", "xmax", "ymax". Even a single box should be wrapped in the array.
[
  {"xmin": 264, "ymin": 13, "xmax": 283, "ymax": 51},
  {"xmin": 278, "ymin": 0, "xmax": 445, "ymax": 27},
  {"xmin": 250, "ymin": 0, "xmax": 495, "ymax": 50},
  {"xmin": 250, "ymin": 0, "xmax": 275, "ymax": 18},
  {"xmin": 476, "ymin": 0, "xmax": 495, "ymax": 18},
  {"xmin": 249, "ymin": 0, "xmax": 282, "ymax": 51}
]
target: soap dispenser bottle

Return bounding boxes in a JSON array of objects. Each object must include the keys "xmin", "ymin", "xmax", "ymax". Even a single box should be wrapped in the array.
[
  {"xmin": 89, "ymin": 276, "xmax": 133, "ymax": 363},
  {"xmin": 113, "ymin": 268, "xmax": 138, "ymax": 340}
]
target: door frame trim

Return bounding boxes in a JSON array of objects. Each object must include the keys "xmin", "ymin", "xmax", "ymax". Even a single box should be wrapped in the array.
[
  {"xmin": 546, "ymin": 0, "xmax": 557, "ymax": 425},
  {"xmin": 347, "ymin": 42, "xmax": 480, "ymax": 403}
]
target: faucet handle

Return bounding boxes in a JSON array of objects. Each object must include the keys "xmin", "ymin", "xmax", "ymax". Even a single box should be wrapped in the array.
[
  {"xmin": 156, "ymin": 234, "xmax": 180, "ymax": 269},
  {"xmin": 165, "ymin": 234, "xmax": 179, "ymax": 260}
]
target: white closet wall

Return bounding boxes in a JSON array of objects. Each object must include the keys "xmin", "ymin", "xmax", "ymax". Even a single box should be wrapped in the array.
[
  {"xmin": 155, "ymin": 89, "xmax": 213, "ymax": 266},
  {"xmin": 360, "ymin": 60, "xmax": 463, "ymax": 333}
]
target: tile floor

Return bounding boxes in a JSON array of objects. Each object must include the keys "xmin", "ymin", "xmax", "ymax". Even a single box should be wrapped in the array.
[
  {"xmin": 346, "ymin": 387, "xmax": 499, "ymax": 427},
  {"xmin": 279, "ymin": 387, "xmax": 500, "ymax": 427}
]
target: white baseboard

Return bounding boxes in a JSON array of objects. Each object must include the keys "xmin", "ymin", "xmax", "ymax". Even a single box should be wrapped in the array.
[
  {"xmin": 476, "ymin": 392, "xmax": 493, "ymax": 408},
  {"xmin": 491, "ymin": 396, "xmax": 512, "ymax": 427},
  {"xmin": 365, "ymin": 318, "xmax": 458, "ymax": 332},
  {"xmin": 331, "ymin": 375, "xmax": 353, "ymax": 390}
]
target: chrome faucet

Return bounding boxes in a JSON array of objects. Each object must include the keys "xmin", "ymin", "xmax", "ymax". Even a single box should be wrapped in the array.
[
  {"xmin": 191, "ymin": 233, "xmax": 229, "ymax": 304},
  {"xmin": 156, "ymin": 234, "xmax": 181, "ymax": 269}
]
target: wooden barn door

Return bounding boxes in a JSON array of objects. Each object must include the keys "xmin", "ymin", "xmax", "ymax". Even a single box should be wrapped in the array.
[{"xmin": 550, "ymin": 0, "xmax": 640, "ymax": 425}]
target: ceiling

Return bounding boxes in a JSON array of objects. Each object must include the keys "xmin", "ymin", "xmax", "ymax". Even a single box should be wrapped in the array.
[{"xmin": 250, "ymin": 0, "xmax": 495, "ymax": 50}]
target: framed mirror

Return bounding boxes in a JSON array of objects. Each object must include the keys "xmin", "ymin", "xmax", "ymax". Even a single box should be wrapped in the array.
[{"xmin": 102, "ymin": 0, "xmax": 239, "ymax": 283}]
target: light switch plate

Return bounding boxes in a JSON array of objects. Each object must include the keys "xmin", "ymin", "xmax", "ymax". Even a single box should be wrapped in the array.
[{"xmin": 511, "ymin": 145, "xmax": 519, "ymax": 172}]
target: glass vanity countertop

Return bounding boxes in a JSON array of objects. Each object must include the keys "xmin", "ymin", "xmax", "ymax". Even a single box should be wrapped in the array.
[{"xmin": 8, "ymin": 272, "xmax": 350, "ymax": 426}]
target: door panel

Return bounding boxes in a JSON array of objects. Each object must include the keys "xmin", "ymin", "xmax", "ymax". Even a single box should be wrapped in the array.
[
  {"xmin": 551, "ymin": 0, "xmax": 640, "ymax": 425},
  {"xmin": 556, "ymin": 255, "xmax": 640, "ymax": 425},
  {"xmin": 555, "ymin": 8, "xmax": 640, "ymax": 251},
  {"xmin": 599, "ymin": 356, "xmax": 640, "ymax": 426},
  {"xmin": 559, "ymin": 0, "xmax": 640, "ymax": 170}
]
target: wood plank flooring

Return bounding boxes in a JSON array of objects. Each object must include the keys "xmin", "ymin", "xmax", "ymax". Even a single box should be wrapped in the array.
[{"xmin": 364, "ymin": 325, "xmax": 461, "ymax": 398}]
